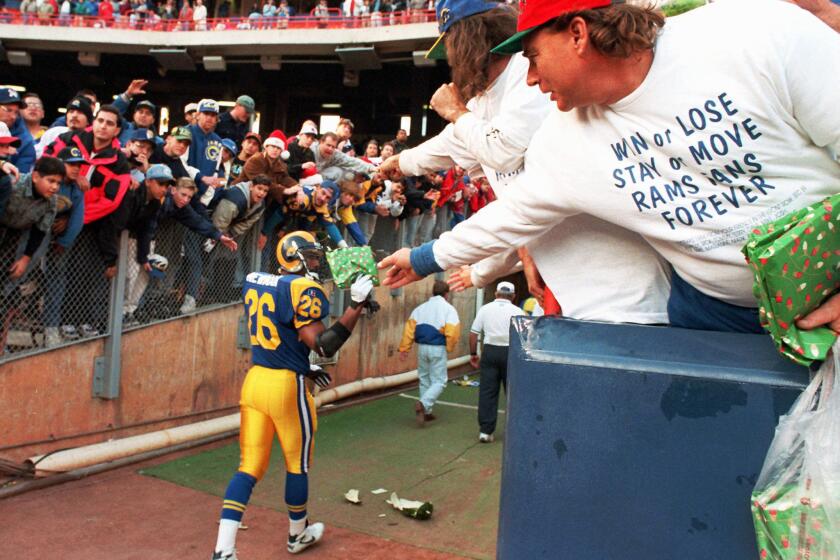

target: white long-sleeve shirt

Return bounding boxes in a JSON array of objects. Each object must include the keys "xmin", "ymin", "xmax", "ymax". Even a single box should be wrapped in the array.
[
  {"xmin": 399, "ymin": 53, "xmax": 671, "ymax": 323},
  {"xmin": 427, "ymin": 0, "xmax": 840, "ymax": 308}
]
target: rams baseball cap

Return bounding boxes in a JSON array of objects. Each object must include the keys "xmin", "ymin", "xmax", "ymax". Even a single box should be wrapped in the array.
[
  {"xmin": 169, "ymin": 125, "xmax": 192, "ymax": 143},
  {"xmin": 145, "ymin": 164, "xmax": 175, "ymax": 184},
  {"xmin": 0, "ymin": 87, "xmax": 23, "ymax": 106},
  {"xmin": 57, "ymin": 146, "xmax": 86, "ymax": 163},
  {"xmin": 492, "ymin": 0, "xmax": 623, "ymax": 55},
  {"xmin": 426, "ymin": 0, "xmax": 503, "ymax": 60},
  {"xmin": 197, "ymin": 99, "xmax": 220, "ymax": 114},
  {"xmin": 130, "ymin": 128, "xmax": 156, "ymax": 144},
  {"xmin": 496, "ymin": 281, "xmax": 515, "ymax": 294}
]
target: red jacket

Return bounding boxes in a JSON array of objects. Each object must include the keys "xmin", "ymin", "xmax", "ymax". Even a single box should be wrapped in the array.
[{"xmin": 45, "ymin": 130, "xmax": 132, "ymax": 225}]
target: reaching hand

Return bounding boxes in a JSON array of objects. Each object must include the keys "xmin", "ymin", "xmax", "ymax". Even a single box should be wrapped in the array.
[
  {"xmin": 1, "ymin": 161, "xmax": 20, "ymax": 181},
  {"xmin": 520, "ymin": 247, "xmax": 545, "ymax": 307},
  {"xmin": 124, "ymin": 79, "xmax": 149, "ymax": 97},
  {"xmin": 378, "ymin": 248, "xmax": 422, "ymax": 288},
  {"xmin": 448, "ymin": 265, "xmax": 473, "ymax": 292},
  {"xmin": 430, "ymin": 82, "xmax": 469, "ymax": 123},
  {"xmin": 305, "ymin": 364, "xmax": 332, "ymax": 389},
  {"xmin": 219, "ymin": 235, "xmax": 238, "ymax": 251},
  {"xmin": 379, "ymin": 154, "xmax": 401, "ymax": 175},
  {"xmin": 350, "ymin": 274, "xmax": 374, "ymax": 306},
  {"xmin": 8, "ymin": 256, "xmax": 31, "ymax": 279},
  {"xmin": 470, "ymin": 355, "xmax": 480, "ymax": 369}
]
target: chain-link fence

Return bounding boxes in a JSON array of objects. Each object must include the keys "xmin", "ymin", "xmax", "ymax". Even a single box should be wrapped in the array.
[
  {"xmin": 0, "ymin": 203, "xmax": 453, "ymax": 364},
  {"xmin": 0, "ymin": 214, "xmax": 262, "ymax": 363}
]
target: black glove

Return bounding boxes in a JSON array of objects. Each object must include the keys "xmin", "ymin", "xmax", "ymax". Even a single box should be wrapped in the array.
[
  {"xmin": 305, "ymin": 364, "xmax": 332, "ymax": 389},
  {"xmin": 364, "ymin": 298, "xmax": 381, "ymax": 316}
]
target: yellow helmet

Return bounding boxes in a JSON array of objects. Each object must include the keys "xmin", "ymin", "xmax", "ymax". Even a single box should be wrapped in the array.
[{"xmin": 276, "ymin": 230, "xmax": 323, "ymax": 275}]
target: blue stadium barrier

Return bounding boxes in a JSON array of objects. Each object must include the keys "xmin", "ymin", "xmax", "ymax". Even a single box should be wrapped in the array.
[{"xmin": 498, "ymin": 317, "xmax": 810, "ymax": 560}]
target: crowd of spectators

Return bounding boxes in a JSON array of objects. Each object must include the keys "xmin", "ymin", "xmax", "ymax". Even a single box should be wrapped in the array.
[
  {"xmin": 0, "ymin": 78, "xmax": 489, "ymax": 353},
  {"xmin": 4, "ymin": 0, "xmax": 441, "ymax": 29}
]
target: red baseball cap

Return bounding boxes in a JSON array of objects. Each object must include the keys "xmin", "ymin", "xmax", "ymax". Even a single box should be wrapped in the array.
[
  {"xmin": 0, "ymin": 122, "xmax": 20, "ymax": 147},
  {"xmin": 492, "ymin": 0, "xmax": 619, "ymax": 55}
]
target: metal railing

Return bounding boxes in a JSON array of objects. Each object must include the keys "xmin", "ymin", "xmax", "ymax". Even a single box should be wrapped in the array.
[{"xmin": 0, "ymin": 8, "xmax": 436, "ymax": 31}]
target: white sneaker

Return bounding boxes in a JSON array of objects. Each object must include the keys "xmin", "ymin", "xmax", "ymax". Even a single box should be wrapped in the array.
[
  {"xmin": 180, "ymin": 295, "xmax": 197, "ymax": 314},
  {"xmin": 210, "ymin": 550, "xmax": 237, "ymax": 560},
  {"xmin": 60, "ymin": 324, "xmax": 80, "ymax": 340},
  {"xmin": 287, "ymin": 522, "xmax": 324, "ymax": 554},
  {"xmin": 44, "ymin": 327, "xmax": 61, "ymax": 348},
  {"xmin": 479, "ymin": 433, "xmax": 495, "ymax": 443},
  {"xmin": 80, "ymin": 324, "xmax": 100, "ymax": 337}
]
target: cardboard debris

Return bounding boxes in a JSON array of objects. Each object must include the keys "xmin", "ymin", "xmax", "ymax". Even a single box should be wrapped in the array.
[
  {"xmin": 370, "ymin": 488, "xmax": 388, "ymax": 495},
  {"xmin": 386, "ymin": 492, "xmax": 434, "ymax": 520},
  {"xmin": 344, "ymin": 489, "xmax": 361, "ymax": 504}
]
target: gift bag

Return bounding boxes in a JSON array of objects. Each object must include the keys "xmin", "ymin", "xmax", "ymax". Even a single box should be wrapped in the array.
[
  {"xmin": 742, "ymin": 195, "xmax": 840, "ymax": 366},
  {"xmin": 325, "ymin": 246, "xmax": 380, "ymax": 289},
  {"xmin": 751, "ymin": 343, "xmax": 840, "ymax": 559}
]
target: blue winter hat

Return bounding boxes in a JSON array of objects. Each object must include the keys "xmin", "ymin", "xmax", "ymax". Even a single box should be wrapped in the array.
[{"xmin": 426, "ymin": 0, "xmax": 503, "ymax": 60}]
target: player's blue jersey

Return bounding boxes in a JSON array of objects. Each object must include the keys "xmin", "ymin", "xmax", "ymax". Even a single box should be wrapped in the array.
[{"xmin": 243, "ymin": 272, "xmax": 330, "ymax": 374}]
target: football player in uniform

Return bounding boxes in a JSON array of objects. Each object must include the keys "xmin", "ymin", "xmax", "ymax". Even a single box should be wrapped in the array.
[{"xmin": 211, "ymin": 230, "xmax": 375, "ymax": 558}]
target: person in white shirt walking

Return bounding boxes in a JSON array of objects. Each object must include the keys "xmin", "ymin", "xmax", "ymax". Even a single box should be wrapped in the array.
[
  {"xmin": 469, "ymin": 281, "xmax": 524, "ymax": 443},
  {"xmin": 399, "ymin": 280, "xmax": 461, "ymax": 426}
]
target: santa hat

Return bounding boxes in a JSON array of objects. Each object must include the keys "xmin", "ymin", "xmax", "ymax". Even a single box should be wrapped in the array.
[{"xmin": 264, "ymin": 129, "xmax": 290, "ymax": 160}]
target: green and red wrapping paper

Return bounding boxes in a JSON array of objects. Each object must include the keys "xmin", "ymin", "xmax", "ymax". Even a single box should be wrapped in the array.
[
  {"xmin": 325, "ymin": 246, "xmax": 381, "ymax": 289},
  {"xmin": 742, "ymin": 195, "xmax": 840, "ymax": 366},
  {"xmin": 752, "ymin": 482, "xmax": 836, "ymax": 559}
]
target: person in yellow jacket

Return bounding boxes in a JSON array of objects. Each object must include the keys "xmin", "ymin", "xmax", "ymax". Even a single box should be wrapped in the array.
[{"xmin": 399, "ymin": 279, "xmax": 460, "ymax": 426}]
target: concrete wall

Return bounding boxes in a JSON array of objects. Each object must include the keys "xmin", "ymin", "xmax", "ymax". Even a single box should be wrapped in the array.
[{"xmin": 0, "ymin": 278, "xmax": 475, "ymax": 461}]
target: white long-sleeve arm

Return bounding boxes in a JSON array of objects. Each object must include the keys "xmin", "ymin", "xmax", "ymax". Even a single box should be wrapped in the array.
[
  {"xmin": 398, "ymin": 124, "xmax": 481, "ymax": 176},
  {"xmin": 470, "ymin": 248, "xmax": 523, "ymax": 288},
  {"xmin": 431, "ymin": 145, "xmax": 577, "ymax": 271},
  {"xmin": 449, "ymin": 55, "xmax": 551, "ymax": 174}
]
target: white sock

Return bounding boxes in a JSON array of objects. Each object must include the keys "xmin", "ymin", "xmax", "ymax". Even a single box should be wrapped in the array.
[
  {"xmin": 215, "ymin": 519, "xmax": 240, "ymax": 553},
  {"xmin": 289, "ymin": 516, "xmax": 308, "ymax": 537}
]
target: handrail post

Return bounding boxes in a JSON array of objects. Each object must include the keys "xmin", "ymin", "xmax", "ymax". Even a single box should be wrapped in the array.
[{"xmin": 92, "ymin": 230, "xmax": 129, "ymax": 399}]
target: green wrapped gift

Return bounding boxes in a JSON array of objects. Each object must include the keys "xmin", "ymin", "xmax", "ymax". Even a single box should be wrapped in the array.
[
  {"xmin": 742, "ymin": 196, "xmax": 840, "ymax": 366},
  {"xmin": 325, "ymin": 246, "xmax": 381, "ymax": 289},
  {"xmin": 751, "ymin": 484, "xmax": 836, "ymax": 559}
]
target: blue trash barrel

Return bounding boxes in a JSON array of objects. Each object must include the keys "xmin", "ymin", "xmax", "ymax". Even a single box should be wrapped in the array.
[{"xmin": 498, "ymin": 317, "xmax": 809, "ymax": 560}]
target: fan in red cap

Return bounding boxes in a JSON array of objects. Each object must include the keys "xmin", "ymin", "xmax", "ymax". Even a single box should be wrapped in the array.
[{"xmin": 264, "ymin": 130, "xmax": 291, "ymax": 161}]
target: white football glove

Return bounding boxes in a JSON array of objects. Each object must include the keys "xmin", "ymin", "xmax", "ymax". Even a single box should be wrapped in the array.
[{"xmin": 350, "ymin": 274, "xmax": 374, "ymax": 306}]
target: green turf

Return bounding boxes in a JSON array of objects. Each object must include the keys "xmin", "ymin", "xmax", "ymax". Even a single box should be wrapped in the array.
[{"xmin": 142, "ymin": 381, "xmax": 503, "ymax": 559}]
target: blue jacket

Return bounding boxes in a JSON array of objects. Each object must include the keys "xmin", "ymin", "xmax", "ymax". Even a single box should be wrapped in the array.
[
  {"xmin": 186, "ymin": 123, "xmax": 224, "ymax": 193},
  {"xmin": 55, "ymin": 180, "xmax": 85, "ymax": 249},
  {"xmin": 10, "ymin": 116, "xmax": 36, "ymax": 174}
]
